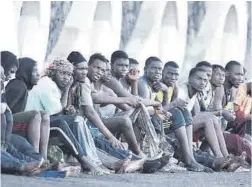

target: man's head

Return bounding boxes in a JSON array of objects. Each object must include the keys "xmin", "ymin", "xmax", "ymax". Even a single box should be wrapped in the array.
[
  {"xmin": 88, "ymin": 53, "xmax": 107, "ymax": 83},
  {"xmin": 45, "ymin": 58, "xmax": 73, "ymax": 90},
  {"xmin": 67, "ymin": 51, "xmax": 88, "ymax": 83},
  {"xmin": 144, "ymin": 56, "xmax": 162, "ymax": 82},
  {"xmin": 110, "ymin": 50, "xmax": 129, "ymax": 79},
  {"xmin": 196, "ymin": 61, "xmax": 212, "ymax": 81},
  {"xmin": 0, "ymin": 65, "xmax": 5, "ymax": 90},
  {"xmin": 16, "ymin": 57, "xmax": 40, "ymax": 88},
  {"xmin": 101, "ymin": 60, "xmax": 112, "ymax": 83},
  {"xmin": 188, "ymin": 67, "xmax": 208, "ymax": 92},
  {"xmin": 1, "ymin": 51, "xmax": 19, "ymax": 81},
  {"xmin": 129, "ymin": 58, "xmax": 139, "ymax": 70},
  {"xmin": 162, "ymin": 61, "xmax": 179, "ymax": 86},
  {"xmin": 211, "ymin": 64, "xmax": 225, "ymax": 87},
  {"xmin": 225, "ymin": 60, "xmax": 244, "ymax": 88}
]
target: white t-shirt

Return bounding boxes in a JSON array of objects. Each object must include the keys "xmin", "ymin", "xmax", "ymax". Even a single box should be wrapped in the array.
[
  {"xmin": 25, "ymin": 76, "xmax": 62, "ymax": 115},
  {"xmin": 178, "ymin": 83, "xmax": 197, "ymax": 112}
]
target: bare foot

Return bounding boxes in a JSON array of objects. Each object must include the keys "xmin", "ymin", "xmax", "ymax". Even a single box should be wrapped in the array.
[
  {"xmin": 186, "ymin": 161, "xmax": 213, "ymax": 173},
  {"xmin": 20, "ymin": 161, "xmax": 41, "ymax": 173},
  {"xmin": 101, "ymin": 152, "xmax": 133, "ymax": 172},
  {"xmin": 79, "ymin": 156, "xmax": 108, "ymax": 175},
  {"xmin": 212, "ymin": 157, "xmax": 231, "ymax": 171},
  {"xmin": 226, "ymin": 152, "xmax": 247, "ymax": 172},
  {"xmin": 99, "ymin": 164, "xmax": 113, "ymax": 174},
  {"xmin": 117, "ymin": 158, "xmax": 145, "ymax": 173},
  {"xmin": 52, "ymin": 162, "xmax": 71, "ymax": 170},
  {"xmin": 85, "ymin": 161, "xmax": 110, "ymax": 175},
  {"xmin": 40, "ymin": 159, "xmax": 52, "ymax": 170},
  {"xmin": 87, "ymin": 167, "xmax": 107, "ymax": 175}
]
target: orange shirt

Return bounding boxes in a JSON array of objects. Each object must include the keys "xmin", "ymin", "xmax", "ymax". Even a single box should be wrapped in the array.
[{"xmin": 234, "ymin": 83, "xmax": 252, "ymax": 115}]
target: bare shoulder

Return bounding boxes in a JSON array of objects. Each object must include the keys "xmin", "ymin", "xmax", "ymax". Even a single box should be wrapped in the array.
[{"xmin": 101, "ymin": 85, "xmax": 117, "ymax": 96}]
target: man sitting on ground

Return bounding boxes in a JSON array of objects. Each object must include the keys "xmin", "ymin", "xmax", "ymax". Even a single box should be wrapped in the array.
[
  {"xmin": 138, "ymin": 59, "xmax": 212, "ymax": 172},
  {"xmin": 23, "ymin": 58, "xmax": 110, "ymax": 175},
  {"xmin": 156, "ymin": 61, "xmax": 233, "ymax": 171},
  {"xmin": 86, "ymin": 53, "xmax": 173, "ymax": 169}
]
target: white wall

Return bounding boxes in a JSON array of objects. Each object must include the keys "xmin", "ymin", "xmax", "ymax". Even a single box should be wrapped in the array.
[{"xmin": 0, "ymin": 1, "xmax": 250, "ymax": 80}]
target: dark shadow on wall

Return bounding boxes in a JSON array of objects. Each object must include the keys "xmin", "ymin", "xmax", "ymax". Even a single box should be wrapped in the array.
[
  {"xmin": 45, "ymin": 1, "xmax": 73, "ymax": 61},
  {"xmin": 120, "ymin": 1, "xmax": 142, "ymax": 50}
]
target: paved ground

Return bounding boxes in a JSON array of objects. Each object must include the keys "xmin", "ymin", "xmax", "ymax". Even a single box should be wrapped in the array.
[{"xmin": 1, "ymin": 171, "xmax": 251, "ymax": 187}]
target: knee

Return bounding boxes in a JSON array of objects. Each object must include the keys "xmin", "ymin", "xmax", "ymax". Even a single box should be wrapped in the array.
[
  {"xmin": 30, "ymin": 110, "xmax": 42, "ymax": 122},
  {"xmin": 211, "ymin": 115, "xmax": 219, "ymax": 125},
  {"xmin": 210, "ymin": 115, "xmax": 222, "ymax": 130},
  {"xmin": 120, "ymin": 117, "xmax": 133, "ymax": 130},
  {"xmin": 40, "ymin": 111, "xmax": 50, "ymax": 124},
  {"xmin": 202, "ymin": 118, "xmax": 214, "ymax": 128}
]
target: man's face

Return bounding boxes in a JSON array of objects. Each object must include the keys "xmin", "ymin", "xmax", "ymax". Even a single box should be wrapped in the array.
[
  {"xmin": 53, "ymin": 69, "xmax": 72, "ymax": 89},
  {"xmin": 227, "ymin": 65, "xmax": 244, "ymax": 88},
  {"xmin": 74, "ymin": 61, "xmax": 88, "ymax": 83},
  {"xmin": 162, "ymin": 66, "xmax": 179, "ymax": 86},
  {"xmin": 1, "ymin": 66, "xmax": 6, "ymax": 90},
  {"xmin": 189, "ymin": 71, "xmax": 208, "ymax": 92},
  {"xmin": 101, "ymin": 63, "xmax": 112, "ymax": 82},
  {"xmin": 199, "ymin": 65, "xmax": 212, "ymax": 81},
  {"xmin": 5, "ymin": 65, "xmax": 17, "ymax": 81},
  {"xmin": 30, "ymin": 65, "xmax": 40, "ymax": 85},
  {"xmin": 88, "ymin": 59, "xmax": 106, "ymax": 82},
  {"xmin": 112, "ymin": 58, "xmax": 129, "ymax": 79},
  {"xmin": 145, "ymin": 60, "xmax": 162, "ymax": 82},
  {"xmin": 211, "ymin": 68, "xmax": 225, "ymax": 87}
]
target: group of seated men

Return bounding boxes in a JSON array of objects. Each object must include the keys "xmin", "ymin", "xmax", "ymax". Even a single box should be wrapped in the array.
[{"xmin": 1, "ymin": 50, "xmax": 251, "ymax": 176}]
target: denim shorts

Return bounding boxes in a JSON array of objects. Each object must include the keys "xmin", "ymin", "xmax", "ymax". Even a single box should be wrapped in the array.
[{"xmin": 167, "ymin": 108, "xmax": 193, "ymax": 132}]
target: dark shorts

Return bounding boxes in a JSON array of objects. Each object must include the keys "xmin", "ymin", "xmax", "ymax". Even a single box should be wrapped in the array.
[
  {"xmin": 224, "ymin": 132, "xmax": 251, "ymax": 164},
  {"xmin": 12, "ymin": 111, "xmax": 38, "ymax": 137},
  {"xmin": 165, "ymin": 108, "xmax": 193, "ymax": 133}
]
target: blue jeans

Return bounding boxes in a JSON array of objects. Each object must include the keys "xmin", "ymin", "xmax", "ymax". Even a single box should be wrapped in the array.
[
  {"xmin": 1, "ymin": 135, "xmax": 41, "ymax": 174},
  {"xmin": 1, "ymin": 110, "xmax": 13, "ymax": 150},
  {"xmin": 164, "ymin": 108, "xmax": 193, "ymax": 134},
  {"xmin": 193, "ymin": 150, "xmax": 215, "ymax": 168},
  {"xmin": 94, "ymin": 136, "xmax": 135, "ymax": 160},
  {"xmin": 50, "ymin": 116, "xmax": 86, "ymax": 157},
  {"xmin": 7, "ymin": 134, "xmax": 42, "ymax": 162},
  {"xmin": 50, "ymin": 115, "xmax": 102, "ymax": 165},
  {"xmin": 1, "ymin": 151, "xmax": 25, "ymax": 173}
]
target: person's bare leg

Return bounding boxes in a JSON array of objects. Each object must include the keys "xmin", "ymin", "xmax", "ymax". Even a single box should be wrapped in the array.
[
  {"xmin": 39, "ymin": 111, "xmax": 50, "ymax": 159},
  {"xmin": 78, "ymin": 155, "xmax": 108, "ymax": 175},
  {"xmin": 193, "ymin": 115, "xmax": 223, "ymax": 158},
  {"xmin": 186, "ymin": 124, "xmax": 194, "ymax": 156},
  {"xmin": 103, "ymin": 116, "xmax": 141, "ymax": 155},
  {"xmin": 174, "ymin": 126, "xmax": 206, "ymax": 171},
  {"xmin": 211, "ymin": 116, "xmax": 229, "ymax": 157},
  {"xmin": 27, "ymin": 111, "xmax": 41, "ymax": 153}
]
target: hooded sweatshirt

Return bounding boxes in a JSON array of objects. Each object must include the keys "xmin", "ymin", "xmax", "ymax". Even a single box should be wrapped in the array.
[{"xmin": 5, "ymin": 58, "xmax": 37, "ymax": 114}]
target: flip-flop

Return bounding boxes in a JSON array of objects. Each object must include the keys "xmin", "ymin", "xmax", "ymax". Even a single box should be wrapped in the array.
[
  {"xmin": 142, "ymin": 160, "xmax": 162, "ymax": 173},
  {"xmin": 142, "ymin": 153, "xmax": 171, "ymax": 174}
]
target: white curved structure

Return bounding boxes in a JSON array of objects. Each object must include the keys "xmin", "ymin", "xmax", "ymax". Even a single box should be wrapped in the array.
[
  {"xmin": 17, "ymin": 1, "xmax": 50, "ymax": 72},
  {"xmin": 0, "ymin": 1, "xmax": 251, "ymax": 80}
]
